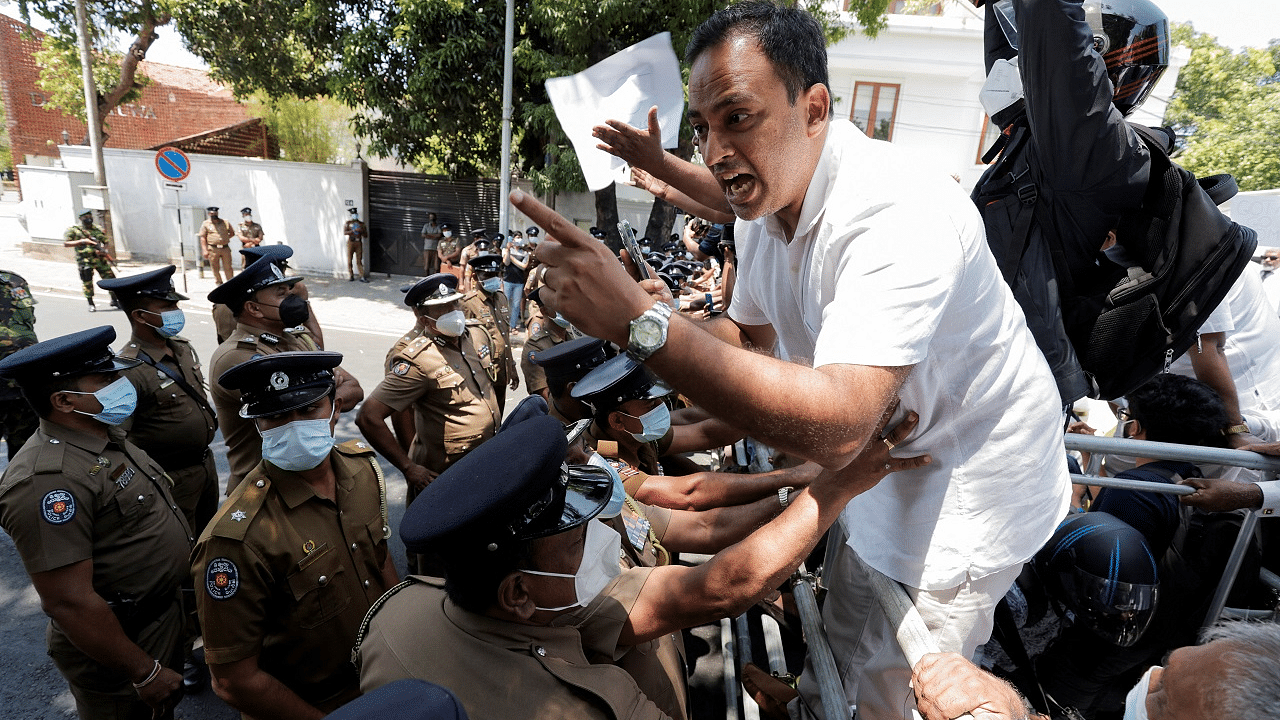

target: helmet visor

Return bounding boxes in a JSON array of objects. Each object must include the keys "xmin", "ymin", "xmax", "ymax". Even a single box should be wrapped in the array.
[{"xmin": 1068, "ymin": 569, "xmax": 1159, "ymax": 647}]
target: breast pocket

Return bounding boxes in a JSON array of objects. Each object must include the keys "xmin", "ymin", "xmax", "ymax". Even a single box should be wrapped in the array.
[{"xmin": 287, "ymin": 544, "xmax": 351, "ymax": 629}]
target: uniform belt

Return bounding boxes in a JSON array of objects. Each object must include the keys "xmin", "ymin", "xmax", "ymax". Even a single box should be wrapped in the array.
[
  {"xmin": 106, "ymin": 589, "xmax": 180, "ymax": 638},
  {"xmin": 207, "ymin": 243, "xmax": 229, "ymax": 249}
]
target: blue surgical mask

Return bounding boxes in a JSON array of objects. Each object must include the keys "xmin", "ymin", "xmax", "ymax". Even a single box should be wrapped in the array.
[
  {"xmin": 588, "ymin": 453, "xmax": 627, "ymax": 519},
  {"xmin": 622, "ymin": 402, "xmax": 671, "ymax": 443},
  {"xmin": 481, "ymin": 277, "xmax": 502, "ymax": 294},
  {"xmin": 258, "ymin": 409, "xmax": 336, "ymax": 472},
  {"xmin": 67, "ymin": 376, "xmax": 138, "ymax": 426},
  {"xmin": 142, "ymin": 309, "xmax": 185, "ymax": 338}
]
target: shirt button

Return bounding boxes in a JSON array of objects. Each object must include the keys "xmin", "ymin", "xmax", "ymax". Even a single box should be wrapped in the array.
[
  {"xmin": 351, "ymin": 542, "xmax": 358, "ymax": 551},
  {"xmin": 318, "ymin": 575, "xmax": 328, "ymax": 585},
  {"xmin": 137, "ymin": 495, "xmax": 145, "ymax": 502},
  {"xmin": 535, "ymin": 646, "xmax": 546, "ymax": 657},
  {"xmin": 256, "ymin": 480, "xmax": 265, "ymax": 488},
  {"xmin": 363, "ymin": 580, "xmax": 370, "ymax": 588}
]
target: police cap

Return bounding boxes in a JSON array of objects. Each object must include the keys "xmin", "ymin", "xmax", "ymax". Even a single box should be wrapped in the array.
[
  {"xmin": 528, "ymin": 336, "xmax": 609, "ymax": 384},
  {"xmin": 467, "ymin": 253, "xmax": 502, "ymax": 273},
  {"xmin": 470, "ymin": 228, "xmax": 487, "ymax": 239},
  {"xmin": 217, "ymin": 350, "xmax": 342, "ymax": 419},
  {"xmin": 207, "ymin": 255, "xmax": 303, "ymax": 306},
  {"xmin": 348, "ymin": 207, "xmax": 359, "ymax": 215},
  {"xmin": 239, "ymin": 244, "xmax": 293, "ymax": 266},
  {"xmin": 404, "ymin": 273, "xmax": 464, "ymax": 308},
  {"xmin": 400, "ymin": 415, "xmax": 611, "ymax": 552},
  {"xmin": 526, "ymin": 286, "xmax": 546, "ymax": 306},
  {"xmin": 0, "ymin": 325, "xmax": 140, "ymax": 382},
  {"xmin": 97, "ymin": 265, "xmax": 188, "ymax": 302},
  {"xmin": 570, "ymin": 353, "xmax": 671, "ymax": 415},
  {"xmin": 240, "ymin": 207, "xmax": 253, "ymax": 215},
  {"xmin": 497, "ymin": 394, "xmax": 549, "ymax": 433},
  {"xmin": 207, "ymin": 206, "xmax": 219, "ymax": 212},
  {"xmin": 526, "ymin": 226, "xmax": 540, "ymax": 237}
]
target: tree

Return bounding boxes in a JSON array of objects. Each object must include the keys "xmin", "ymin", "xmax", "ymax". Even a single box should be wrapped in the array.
[
  {"xmin": 0, "ymin": 102, "xmax": 13, "ymax": 173},
  {"xmin": 245, "ymin": 93, "xmax": 357, "ymax": 164},
  {"xmin": 1164, "ymin": 25, "xmax": 1280, "ymax": 191},
  {"xmin": 19, "ymin": 0, "xmax": 170, "ymax": 144}
]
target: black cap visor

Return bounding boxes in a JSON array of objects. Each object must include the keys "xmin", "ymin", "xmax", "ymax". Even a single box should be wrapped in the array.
[
  {"xmin": 515, "ymin": 464, "xmax": 613, "ymax": 541},
  {"xmin": 239, "ymin": 381, "xmax": 334, "ymax": 419}
]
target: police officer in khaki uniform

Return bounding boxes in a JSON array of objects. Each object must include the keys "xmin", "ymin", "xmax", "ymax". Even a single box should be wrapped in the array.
[
  {"xmin": 100, "ymin": 267, "xmax": 218, "ymax": 536},
  {"xmin": 198, "ymin": 207, "xmax": 236, "ymax": 285},
  {"xmin": 344, "ymin": 207, "xmax": 369, "ymax": 282},
  {"xmin": 209, "ymin": 257, "xmax": 362, "ymax": 492},
  {"xmin": 529, "ymin": 335, "xmax": 611, "ymax": 423},
  {"xmin": 521, "ymin": 286, "xmax": 581, "ymax": 403},
  {"xmin": 355, "ymin": 274, "xmax": 500, "ymax": 573},
  {"xmin": 212, "ymin": 245, "xmax": 325, "ymax": 348},
  {"xmin": 356, "ymin": 415, "xmax": 922, "ymax": 720},
  {"xmin": 193, "ymin": 351, "xmax": 397, "ymax": 719},
  {"xmin": 0, "ymin": 326, "xmax": 191, "ymax": 720},
  {"xmin": 463, "ymin": 252, "xmax": 518, "ymax": 411},
  {"xmin": 236, "ymin": 207, "xmax": 264, "ymax": 269}
]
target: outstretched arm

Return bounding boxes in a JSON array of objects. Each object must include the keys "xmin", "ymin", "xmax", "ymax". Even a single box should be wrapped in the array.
[{"xmin": 594, "ymin": 106, "xmax": 733, "ymax": 217}]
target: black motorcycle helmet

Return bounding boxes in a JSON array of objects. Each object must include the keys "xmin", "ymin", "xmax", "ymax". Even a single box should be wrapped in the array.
[
  {"xmin": 993, "ymin": 0, "xmax": 1169, "ymax": 116},
  {"xmin": 1034, "ymin": 512, "xmax": 1159, "ymax": 647}
]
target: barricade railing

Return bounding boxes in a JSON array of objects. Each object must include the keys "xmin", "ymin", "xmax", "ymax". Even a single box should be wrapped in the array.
[{"xmin": 780, "ymin": 433, "xmax": 1279, "ymax": 719}]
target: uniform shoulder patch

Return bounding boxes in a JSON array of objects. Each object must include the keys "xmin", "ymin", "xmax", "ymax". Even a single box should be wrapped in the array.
[
  {"xmin": 401, "ymin": 336, "xmax": 432, "ymax": 359},
  {"xmin": 391, "ymin": 360, "xmax": 411, "ymax": 376},
  {"xmin": 41, "ymin": 489, "xmax": 76, "ymax": 524},
  {"xmin": 205, "ymin": 557, "xmax": 240, "ymax": 600}
]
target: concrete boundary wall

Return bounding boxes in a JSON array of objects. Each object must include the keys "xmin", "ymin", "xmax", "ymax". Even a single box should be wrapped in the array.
[{"xmin": 55, "ymin": 145, "xmax": 366, "ymax": 278}]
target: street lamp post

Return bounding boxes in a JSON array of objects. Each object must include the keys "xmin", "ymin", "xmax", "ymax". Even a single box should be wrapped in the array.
[{"xmin": 499, "ymin": 0, "xmax": 514, "ymax": 237}]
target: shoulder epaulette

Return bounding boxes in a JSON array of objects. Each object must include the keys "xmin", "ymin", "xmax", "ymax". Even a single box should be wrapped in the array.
[
  {"xmin": 335, "ymin": 439, "xmax": 376, "ymax": 457},
  {"xmin": 210, "ymin": 476, "xmax": 271, "ymax": 542},
  {"xmin": 32, "ymin": 436, "xmax": 68, "ymax": 475},
  {"xmin": 400, "ymin": 334, "xmax": 433, "ymax": 359}
]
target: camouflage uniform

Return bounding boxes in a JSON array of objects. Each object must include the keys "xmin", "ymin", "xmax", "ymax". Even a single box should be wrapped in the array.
[
  {"xmin": 0, "ymin": 272, "xmax": 37, "ymax": 459},
  {"xmin": 63, "ymin": 224, "xmax": 115, "ymax": 301}
]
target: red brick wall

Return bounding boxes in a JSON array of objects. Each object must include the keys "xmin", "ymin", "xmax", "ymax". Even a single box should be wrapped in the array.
[{"xmin": 0, "ymin": 15, "xmax": 249, "ymax": 164}]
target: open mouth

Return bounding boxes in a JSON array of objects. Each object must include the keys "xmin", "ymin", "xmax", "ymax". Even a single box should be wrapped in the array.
[{"xmin": 721, "ymin": 173, "xmax": 756, "ymax": 205}]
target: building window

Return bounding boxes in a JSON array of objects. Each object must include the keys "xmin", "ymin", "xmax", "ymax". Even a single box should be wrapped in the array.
[
  {"xmin": 976, "ymin": 115, "xmax": 1004, "ymax": 164},
  {"xmin": 851, "ymin": 82, "xmax": 900, "ymax": 141},
  {"xmin": 889, "ymin": 1, "xmax": 943, "ymax": 14}
]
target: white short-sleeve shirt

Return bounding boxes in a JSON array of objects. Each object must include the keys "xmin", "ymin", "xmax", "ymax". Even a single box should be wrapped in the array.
[{"xmin": 728, "ymin": 120, "xmax": 1071, "ymax": 589}]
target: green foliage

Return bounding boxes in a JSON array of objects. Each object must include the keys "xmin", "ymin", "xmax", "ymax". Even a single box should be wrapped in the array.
[
  {"xmin": 244, "ymin": 93, "xmax": 357, "ymax": 164},
  {"xmin": 1164, "ymin": 24, "xmax": 1280, "ymax": 191},
  {"xmin": 32, "ymin": 34, "xmax": 146, "ymax": 124}
]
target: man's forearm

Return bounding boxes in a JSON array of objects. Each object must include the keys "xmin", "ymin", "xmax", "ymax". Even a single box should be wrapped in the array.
[
  {"xmin": 650, "ymin": 153, "xmax": 733, "ymax": 217},
  {"xmin": 636, "ymin": 464, "xmax": 815, "ymax": 511},
  {"xmin": 45, "ymin": 594, "xmax": 157, "ymax": 682},
  {"xmin": 211, "ymin": 664, "xmax": 325, "ymax": 720},
  {"xmin": 664, "ymin": 496, "xmax": 780, "ymax": 554},
  {"xmin": 334, "ymin": 370, "xmax": 364, "ymax": 412},
  {"xmin": 356, "ymin": 408, "xmax": 415, "ymax": 473}
]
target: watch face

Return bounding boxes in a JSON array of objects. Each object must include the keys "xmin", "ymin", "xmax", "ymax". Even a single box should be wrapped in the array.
[{"xmin": 634, "ymin": 318, "xmax": 662, "ymax": 347}]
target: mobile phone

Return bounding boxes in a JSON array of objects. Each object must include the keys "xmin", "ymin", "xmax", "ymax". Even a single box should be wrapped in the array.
[{"xmin": 617, "ymin": 220, "xmax": 651, "ymax": 280}]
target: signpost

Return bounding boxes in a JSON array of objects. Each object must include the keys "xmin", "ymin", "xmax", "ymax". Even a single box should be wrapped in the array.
[{"xmin": 155, "ymin": 147, "xmax": 192, "ymax": 289}]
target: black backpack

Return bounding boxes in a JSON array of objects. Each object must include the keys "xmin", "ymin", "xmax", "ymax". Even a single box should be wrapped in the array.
[{"xmin": 979, "ymin": 122, "xmax": 1257, "ymax": 401}]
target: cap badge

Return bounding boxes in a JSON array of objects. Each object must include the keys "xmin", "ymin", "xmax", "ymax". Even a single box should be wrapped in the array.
[
  {"xmin": 303, "ymin": 540, "xmax": 316, "ymax": 554},
  {"xmin": 270, "ymin": 371, "xmax": 289, "ymax": 390}
]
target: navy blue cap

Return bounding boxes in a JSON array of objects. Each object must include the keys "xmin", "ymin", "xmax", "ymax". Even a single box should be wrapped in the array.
[
  {"xmin": 323, "ymin": 680, "xmax": 469, "ymax": 720},
  {"xmin": 207, "ymin": 255, "xmax": 303, "ymax": 306},
  {"xmin": 467, "ymin": 253, "xmax": 502, "ymax": 273},
  {"xmin": 528, "ymin": 336, "xmax": 609, "ymax": 383},
  {"xmin": 497, "ymin": 394, "xmax": 549, "ymax": 433},
  {"xmin": 240, "ymin": 207, "xmax": 253, "ymax": 214},
  {"xmin": 526, "ymin": 227, "xmax": 540, "ymax": 237},
  {"xmin": 527, "ymin": 286, "xmax": 546, "ymax": 306},
  {"xmin": 217, "ymin": 350, "xmax": 342, "ymax": 418},
  {"xmin": 469, "ymin": 228, "xmax": 487, "ymax": 238},
  {"xmin": 656, "ymin": 272, "xmax": 680, "ymax": 294},
  {"xmin": 405, "ymin": 273, "xmax": 463, "ymax": 308},
  {"xmin": 348, "ymin": 207, "xmax": 359, "ymax": 214},
  {"xmin": 240, "ymin": 244, "xmax": 293, "ymax": 266},
  {"xmin": 207, "ymin": 206, "xmax": 219, "ymax": 212},
  {"xmin": 98, "ymin": 265, "xmax": 188, "ymax": 301},
  {"xmin": 401, "ymin": 415, "xmax": 611, "ymax": 551},
  {"xmin": 570, "ymin": 353, "xmax": 672, "ymax": 414},
  {"xmin": 0, "ymin": 326, "xmax": 140, "ymax": 382}
]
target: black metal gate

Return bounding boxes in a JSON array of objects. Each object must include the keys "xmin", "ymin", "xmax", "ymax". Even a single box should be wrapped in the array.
[{"xmin": 368, "ymin": 170, "xmax": 502, "ymax": 276}]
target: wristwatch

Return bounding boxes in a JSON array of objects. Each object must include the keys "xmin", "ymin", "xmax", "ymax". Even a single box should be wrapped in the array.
[
  {"xmin": 1223, "ymin": 422, "xmax": 1250, "ymax": 436},
  {"xmin": 778, "ymin": 486, "xmax": 795, "ymax": 510},
  {"xmin": 627, "ymin": 301, "xmax": 672, "ymax": 362}
]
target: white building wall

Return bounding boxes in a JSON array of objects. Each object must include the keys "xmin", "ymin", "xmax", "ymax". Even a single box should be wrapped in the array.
[
  {"xmin": 14, "ymin": 165, "xmax": 96, "ymax": 241},
  {"xmin": 57, "ymin": 145, "xmax": 366, "ymax": 278}
]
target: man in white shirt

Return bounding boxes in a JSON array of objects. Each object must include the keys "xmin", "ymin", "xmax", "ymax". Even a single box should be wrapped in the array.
[
  {"xmin": 1258, "ymin": 248, "xmax": 1280, "ymax": 316},
  {"xmin": 512, "ymin": 3, "xmax": 1071, "ymax": 718}
]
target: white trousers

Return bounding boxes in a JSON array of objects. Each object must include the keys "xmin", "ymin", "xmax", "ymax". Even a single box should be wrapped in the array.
[{"xmin": 795, "ymin": 525, "xmax": 1021, "ymax": 720}]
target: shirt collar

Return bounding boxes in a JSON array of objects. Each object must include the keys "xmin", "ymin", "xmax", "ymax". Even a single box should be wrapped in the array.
[
  {"xmin": 40, "ymin": 418, "xmax": 109, "ymax": 454},
  {"xmin": 261, "ymin": 450, "xmax": 348, "ymax": 509}
]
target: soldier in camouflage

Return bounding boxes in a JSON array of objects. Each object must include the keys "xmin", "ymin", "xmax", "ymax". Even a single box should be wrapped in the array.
[
  {"xmin": 0, "ymin": 270, "xmax": 37, "ymax": 459},
  {"xmin": 62, "ymin": 210, "xmax": 116, "ymax": 311}
]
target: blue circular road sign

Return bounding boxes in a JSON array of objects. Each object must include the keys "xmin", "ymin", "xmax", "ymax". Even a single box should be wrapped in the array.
[{"xmin": 155, "ymin": 146, "xmax": 191, "ymax": 182}]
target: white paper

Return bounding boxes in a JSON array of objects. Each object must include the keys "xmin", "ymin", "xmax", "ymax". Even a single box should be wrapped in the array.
[{"xmin": 544, "ymin": 32, "xmax": 685, "ymax": 192}]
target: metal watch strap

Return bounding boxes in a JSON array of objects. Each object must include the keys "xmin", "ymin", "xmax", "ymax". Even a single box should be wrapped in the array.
[{"xmin": 626, "ymin": 301, "xmax": 672, "ymax": 362}]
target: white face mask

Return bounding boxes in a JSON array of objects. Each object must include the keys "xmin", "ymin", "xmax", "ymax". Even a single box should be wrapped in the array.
[
  {"xmin": 980, "ymin": 56, "xmax": 1025, "ymax": 117},
  {"xmin": 1122, "ymin": 667, "xmax": 1155, "ymax": 720},
  {"xmin": 522, "ymin": 521, "xmax": 623, "ymax": 612},
  {"xmin": 431, "ymin": 309, "xmax": 466, "ymax": 337},
  {"xmin": 443, "ymin": 230, "xmax": 453, "ymax": 237}
]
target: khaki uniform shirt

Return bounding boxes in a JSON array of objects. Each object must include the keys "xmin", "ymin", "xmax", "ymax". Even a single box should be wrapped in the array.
[
  {"xmin": 521, "ymin": 324, "xmax": 580, "ymax": 396},
  {"xmin": 198, "ymin": 218, "xmax": 236, "ymax": 247},
  {"xmin": 384, "ymin": 325, "xmax": 425, "ymax": 372},
  {"xmin": 212, "ymin": 303, "xmax": 236, "ymax": 344},
  {"xmin": 118, "ymin": 336, "xmax": 216, "ymax": 471},
  {"xmin": 237, "ymin": 220, "xmax": 264, "ymax": 246},
  {"xmin": 356, "ymin": 574, "xmax": 672, "ymax": 720},
  {"xmin": 344, "ymin": 218, "xmax": 366, "ymax": 242},
  {"xmin": 463, "ymin": 290, "xmax": 516, "ymax": 386},
  {"xmin": 210, "ymin": 321, "xmax": 318, "ymax": 488},
  {"xmin": 0, "ymin": 421, "xmax": 192, "ymax": 689},
  {"xmin": 192, "ymin": 440, "xmax": 392, "ymax": 712},
  {"xmin": 369, "ymin": 327, "xmax": 500, "ymax": 475}
]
